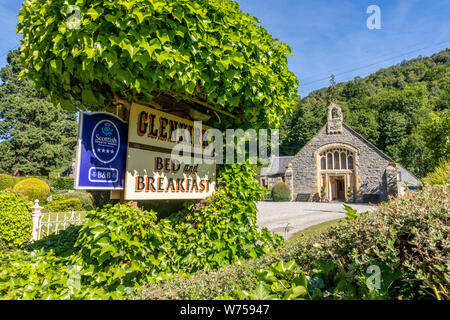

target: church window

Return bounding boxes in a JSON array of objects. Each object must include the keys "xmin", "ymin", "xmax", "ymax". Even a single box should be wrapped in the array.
[
  {"xmin": 321, "ymin": 157, "xmax": 326, "ymax": 170},
  {"xmin": 334, "ymin": 152, "xmax": 340, "ymax": 169},
  {"xmin": 341, "ymin": 153, "xmax": 347, "ymax": 169},
  {"xmin": 348, "ymin": 156, "xmax": 354, "ymax": 170},
  {"xmin": 327, "ymin": 153, "xmax": 332, "ymax": 170}
]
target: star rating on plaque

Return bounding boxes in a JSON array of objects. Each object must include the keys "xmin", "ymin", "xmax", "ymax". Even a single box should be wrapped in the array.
[{"xmin": 97, "ymin": 148, "xmax": 114, "ymax": 154}]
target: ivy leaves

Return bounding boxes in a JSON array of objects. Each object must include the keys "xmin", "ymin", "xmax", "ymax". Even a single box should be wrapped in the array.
[{"xmin": 17, "ymin": 0, "xmax": 299, "ymax": 129}]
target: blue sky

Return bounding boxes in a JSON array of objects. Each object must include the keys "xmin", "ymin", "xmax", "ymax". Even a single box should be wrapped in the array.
[{"xmin": 1, "ymin": 0, "xmax": 450, "ymax": 97}]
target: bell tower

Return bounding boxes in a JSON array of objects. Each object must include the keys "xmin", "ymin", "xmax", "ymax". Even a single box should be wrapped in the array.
[{"xmin": 326, "ymin": 102, "xmax": 343, "ymax": 134}]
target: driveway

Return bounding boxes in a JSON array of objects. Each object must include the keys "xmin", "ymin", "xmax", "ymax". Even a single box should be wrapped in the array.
[{"xmin": 256, "ymin": 201, "xmax": 376, "ymax": 238}]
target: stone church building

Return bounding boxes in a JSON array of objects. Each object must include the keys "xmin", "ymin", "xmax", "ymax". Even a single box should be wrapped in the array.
[{"xmin": 267, "ymin": 102, "xmax": 418, "ymax": 203}]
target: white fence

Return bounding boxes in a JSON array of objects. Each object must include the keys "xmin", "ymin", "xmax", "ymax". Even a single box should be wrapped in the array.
[{"xmin": 30, "ymin": 200, "xmax": 86, "ymax": 242}]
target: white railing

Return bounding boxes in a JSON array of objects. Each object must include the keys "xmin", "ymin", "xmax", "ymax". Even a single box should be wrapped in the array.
[{"xmin": 30, "ymin": 200, "xmax": 85, "ymax": 242}]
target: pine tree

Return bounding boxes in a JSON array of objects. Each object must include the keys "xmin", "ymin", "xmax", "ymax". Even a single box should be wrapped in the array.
[{"xmin": 0, "ymin": 50, "xmax": 77, "ymax": 176}]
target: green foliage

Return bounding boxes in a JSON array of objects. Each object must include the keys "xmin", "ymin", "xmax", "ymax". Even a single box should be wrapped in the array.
[
  {"xmin": 0, "ymin": 164, "xmax": 282, "ymax": 299},
  {"xmin": 422, "ymin": 159, "xmax": 450, "ymax": 186},
  {"xmin": 280, "ymin": 49, "xmax": 450, "ymax": 177},
  {"xmin": 48, "ymin": 198, "xmax": 83, "ymax": 212},
  {"xmin": 50, "ymin": 177, "xmax": 75, "ymax": 191},
  {"xmin": 271, "ymin": 182, "xmax": 291, "ymax": 202},
  {"xmin": 56, "ymin": 191, "xmax": 94, "ymax": 210},
  {"xmin": 261, "ymin": 187, "xmax": 272, "ymax": 200},
  {"xmin": 0, "ymin": 174, "xmax": 20, "ymax": 190},
  {"xmin": 0, "ymin": 50, "xmax": 77, "ymax": 176},
  {"xmin": 0, "ymin": 190, "xmax": 32, "ymax": 247},
  {"xmin": 230, "ymin": 259, "xmax": 310, "ymax": 300},
  {"xmin": 419, "ymin": 109, "xmax": 450, "ymax": 167},
  {"xmin": 0, "ymin": 226, "xmax": 120, "ymax": 299},
  {"xmin": 139, "ymin": 185, "xmax": 449, "ymax": 300},
  {"xmin": 342, "ymin": 204, "xmax": 359, "ymax": 220},
  {"xmin": 17, "ymin": 0, "xmax": 298, "ymax": 129},
  {"xmin": 13, "ymin": 178, "xmax": 50, "ymax": 203}
]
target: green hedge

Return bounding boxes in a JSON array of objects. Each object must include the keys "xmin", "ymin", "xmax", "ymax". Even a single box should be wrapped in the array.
[
  {"xmin": 138, "ymin": 185, "xmax": 449, "ymax": 300},
  {"xmin": 50, "ymin": 177, "xmax": 74, "ymax": 191},
  {"xmin": 13, "ymin": 178, "xmax": 50, "ymax": 203},
  {"xmin": 0, "ymin": 190, "xmax": 32, "ymax": 248},
  {"xmin": 47, "ymin": 198, "xmax": 83, "ymax": 212},
  {"xmin": 271, "ymin": 182, "xmax": 291, "ymax": 202},
  {"xmin": 0, "ymin": 174, "xmax": 20, "ymax": 190}
]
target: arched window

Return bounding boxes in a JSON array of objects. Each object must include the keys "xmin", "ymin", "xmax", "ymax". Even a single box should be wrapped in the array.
[
  {"xmin": 319, "ymin": 147, "xmax": 355, "ymax": 171},
  {"xmin": 334, "ymin": 152, "xmax": 340, "ymax": 169},
  {"xmin": 348, "ymin": 156, "xmax": 354, "ymax": 170},
  {"xmin": 327, "ymin": 153, "xmax": 332, "ymax": 170},
  {"xmin": 341, "ymin": 153, "xmax": 347, "ymax": 169}
]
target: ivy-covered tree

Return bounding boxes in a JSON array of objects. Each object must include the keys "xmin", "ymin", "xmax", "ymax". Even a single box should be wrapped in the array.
[
  {"xmin": 0, "ymin": 50, "xmax": 77, "ymax": 176},
  {"xmin": 17, "ymin": 0, "xmax": 299, "ymax": 130}
]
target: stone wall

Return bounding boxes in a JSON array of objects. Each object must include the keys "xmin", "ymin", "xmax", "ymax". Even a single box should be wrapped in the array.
[{"xmin": 288, "ymin": 123, "xmax": 396, "ymax": 203}]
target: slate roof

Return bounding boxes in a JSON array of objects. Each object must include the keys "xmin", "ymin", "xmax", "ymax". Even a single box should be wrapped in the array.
[
  {"xmin": 397, "ymin": 164, "xmax": 420, "ymax": 186},
  {"xmin": 261, "ymin": 155, "xmax": 293, "ymax": 176}
]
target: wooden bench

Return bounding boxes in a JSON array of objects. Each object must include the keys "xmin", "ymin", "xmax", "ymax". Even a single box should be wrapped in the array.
[
  {"xmin": 363, "ymin": 194, "xmax": 380, "ymax": 203},
  {"xmin": 295, "ymin": 193, "xmax": 311, "ymax": 202}
]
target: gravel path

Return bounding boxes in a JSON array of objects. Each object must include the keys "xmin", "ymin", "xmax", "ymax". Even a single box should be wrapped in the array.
[{"xmin": 256, "ymin": 201, "xmax": 376, "ymax": 238}]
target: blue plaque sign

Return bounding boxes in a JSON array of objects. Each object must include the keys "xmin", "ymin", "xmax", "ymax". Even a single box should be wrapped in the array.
[{"xmin": 75, "ymin": 112, "xmax": 128, "ymax": 189}]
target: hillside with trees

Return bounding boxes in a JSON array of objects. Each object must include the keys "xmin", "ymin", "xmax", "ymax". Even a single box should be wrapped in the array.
[{"xmin": 280, "ymin": 49, "xmax": 450, "ymax": 178}]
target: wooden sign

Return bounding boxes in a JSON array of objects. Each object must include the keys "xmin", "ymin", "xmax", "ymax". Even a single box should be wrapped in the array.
[
  {"xmin": 124, "ymin": 103, "xmax": 216, "ymax": 200},
  {"xmin": 124, "ymin": 148, "xmax": 215, "ymax": 200},
  {"xmin": 128, "ymin": 103, "xmax": 211, "ymax": 151}
]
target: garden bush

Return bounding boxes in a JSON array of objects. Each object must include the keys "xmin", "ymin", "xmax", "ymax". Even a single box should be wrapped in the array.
[
  {"xmin": 0, "ymin": 164, "xmax": 283, "ymax": 299},
  {"xmin": 13, "ymin": 178, "xmax": 50, "ymax": 203},
  {"xmin": 261, "ymin": 187, "xmax": 272, "ymax": 200},
  {"xmin": 51, "ymin": 191, "xmax": 94, "ymax": 210},
  {"xmin": 0, "ymin": 174, "xmax": 20, "ymax": 190},
  {"xmin": 271, "ymin": 182, "xmax": 291, "ymax": 202},
  {"xmin": 50, "ymin": 177, "xmax": 75, "ymax": 191},
  {"xmin": 138, "ymin": 185, "xmax": 449, "ymax": 300},
  {"xmin": 422, "ymin": 159, "xmax": 450, "ymax": 186},
  {"xmin": 0, "ymin": 190, "xmax": 32, "ymax": 248},
  {"xmin": 48, "ymin": 198, "xmax": 83, "ymax": 212}
]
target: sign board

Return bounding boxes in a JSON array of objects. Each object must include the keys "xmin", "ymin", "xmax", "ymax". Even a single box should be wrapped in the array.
[
  {"xmin": 75, "ymin": 112, "xmax": 128, "ymax": 190},
  {"xmin": 124, "ymin": 103, "xmax": 216, "ymax": 200},
  {"xmin": 128, "ymin": 103, "xmax": 211, "ymax": 151},
  {"xmin": 124, "ymin": 148, "xmax": 215, "ymax": 200}
]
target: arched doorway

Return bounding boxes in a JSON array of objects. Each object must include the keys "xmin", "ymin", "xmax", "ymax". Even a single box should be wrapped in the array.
[{"xmin": 316, "ymin": 144, "xmax": 358, "ymax": 202}]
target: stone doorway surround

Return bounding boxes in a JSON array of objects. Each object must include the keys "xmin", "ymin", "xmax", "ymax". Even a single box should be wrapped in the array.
[{"xmin": 314, "ymin": 142, "xmax": 360, "ymax": 202}]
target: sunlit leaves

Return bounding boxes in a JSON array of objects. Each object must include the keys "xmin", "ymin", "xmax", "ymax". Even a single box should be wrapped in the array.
[{"xmin": 17, "ymin": 0, "xmax": 299, "ymax": 128}]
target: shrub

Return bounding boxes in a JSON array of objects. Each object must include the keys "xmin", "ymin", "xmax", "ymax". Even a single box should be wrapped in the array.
[
  {"xmin": 422, "ymin": 159, "xmax": 450, "ymax": 186},
  {"xmin": 138, "ymin": 185, "xmax": 449, "ymax": 300},
  {"xmin": 48, "ymin": 198, "xmax": 83, "ymax": 212},
  {"xmin": 52, "ymin": 191, "xmax": 94, "ymax": 210},
  {"xmin": 271, "ymin": 182, "xmax": 291, "ymax": 202},
  {"xmin": 50, "ymin": 177, "xmax": 75, "ymax": 191},
  {"xmin": 261, "ymin": 188, "xmax": 272, "ymax": 200},
  {"xmin": 0, "ymin": 174, "xmax": 19, "ymax": 190},
  {"xmin": 13, "ymin": 178, "xmax": 50, "ymax": 203},
  {"xmin": 0, "ymin": 190, "xmax": 32, "ymax": 247}
]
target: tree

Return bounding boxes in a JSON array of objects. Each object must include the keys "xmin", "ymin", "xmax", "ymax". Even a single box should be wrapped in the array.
[
  {"xmin": 0, "ymin": 50, "xmax": 77, "ymax": 176},
  {"xmin": 420, "ymin": 109, "xmax": 450, "ymax": 167},
  {"xmin": 17, "ymin": 0, "xmax": 299, "ymax": 130}
]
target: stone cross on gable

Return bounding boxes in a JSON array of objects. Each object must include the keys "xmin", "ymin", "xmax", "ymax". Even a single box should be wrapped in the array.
[{"xmin": 326, "ymin": 102, "xmax": 343, "ymax": 134}]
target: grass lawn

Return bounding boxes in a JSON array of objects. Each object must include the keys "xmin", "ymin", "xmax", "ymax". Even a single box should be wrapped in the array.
[{"xmin": 288, "ymin": 218, "xmax": 345, "ymax": 242}]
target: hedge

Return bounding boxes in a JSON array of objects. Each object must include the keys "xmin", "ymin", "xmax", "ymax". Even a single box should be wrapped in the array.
[
  {"xmin": 0, "ymin": 190, "xmax": 32, "ymax": 248},
  {"xmin": 137, "ymin": 185, "xmax": 449, "ymax": 300},
  {"xmin": 13, "ymin": 178, "xmax": 50, "ymax": 203}
]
